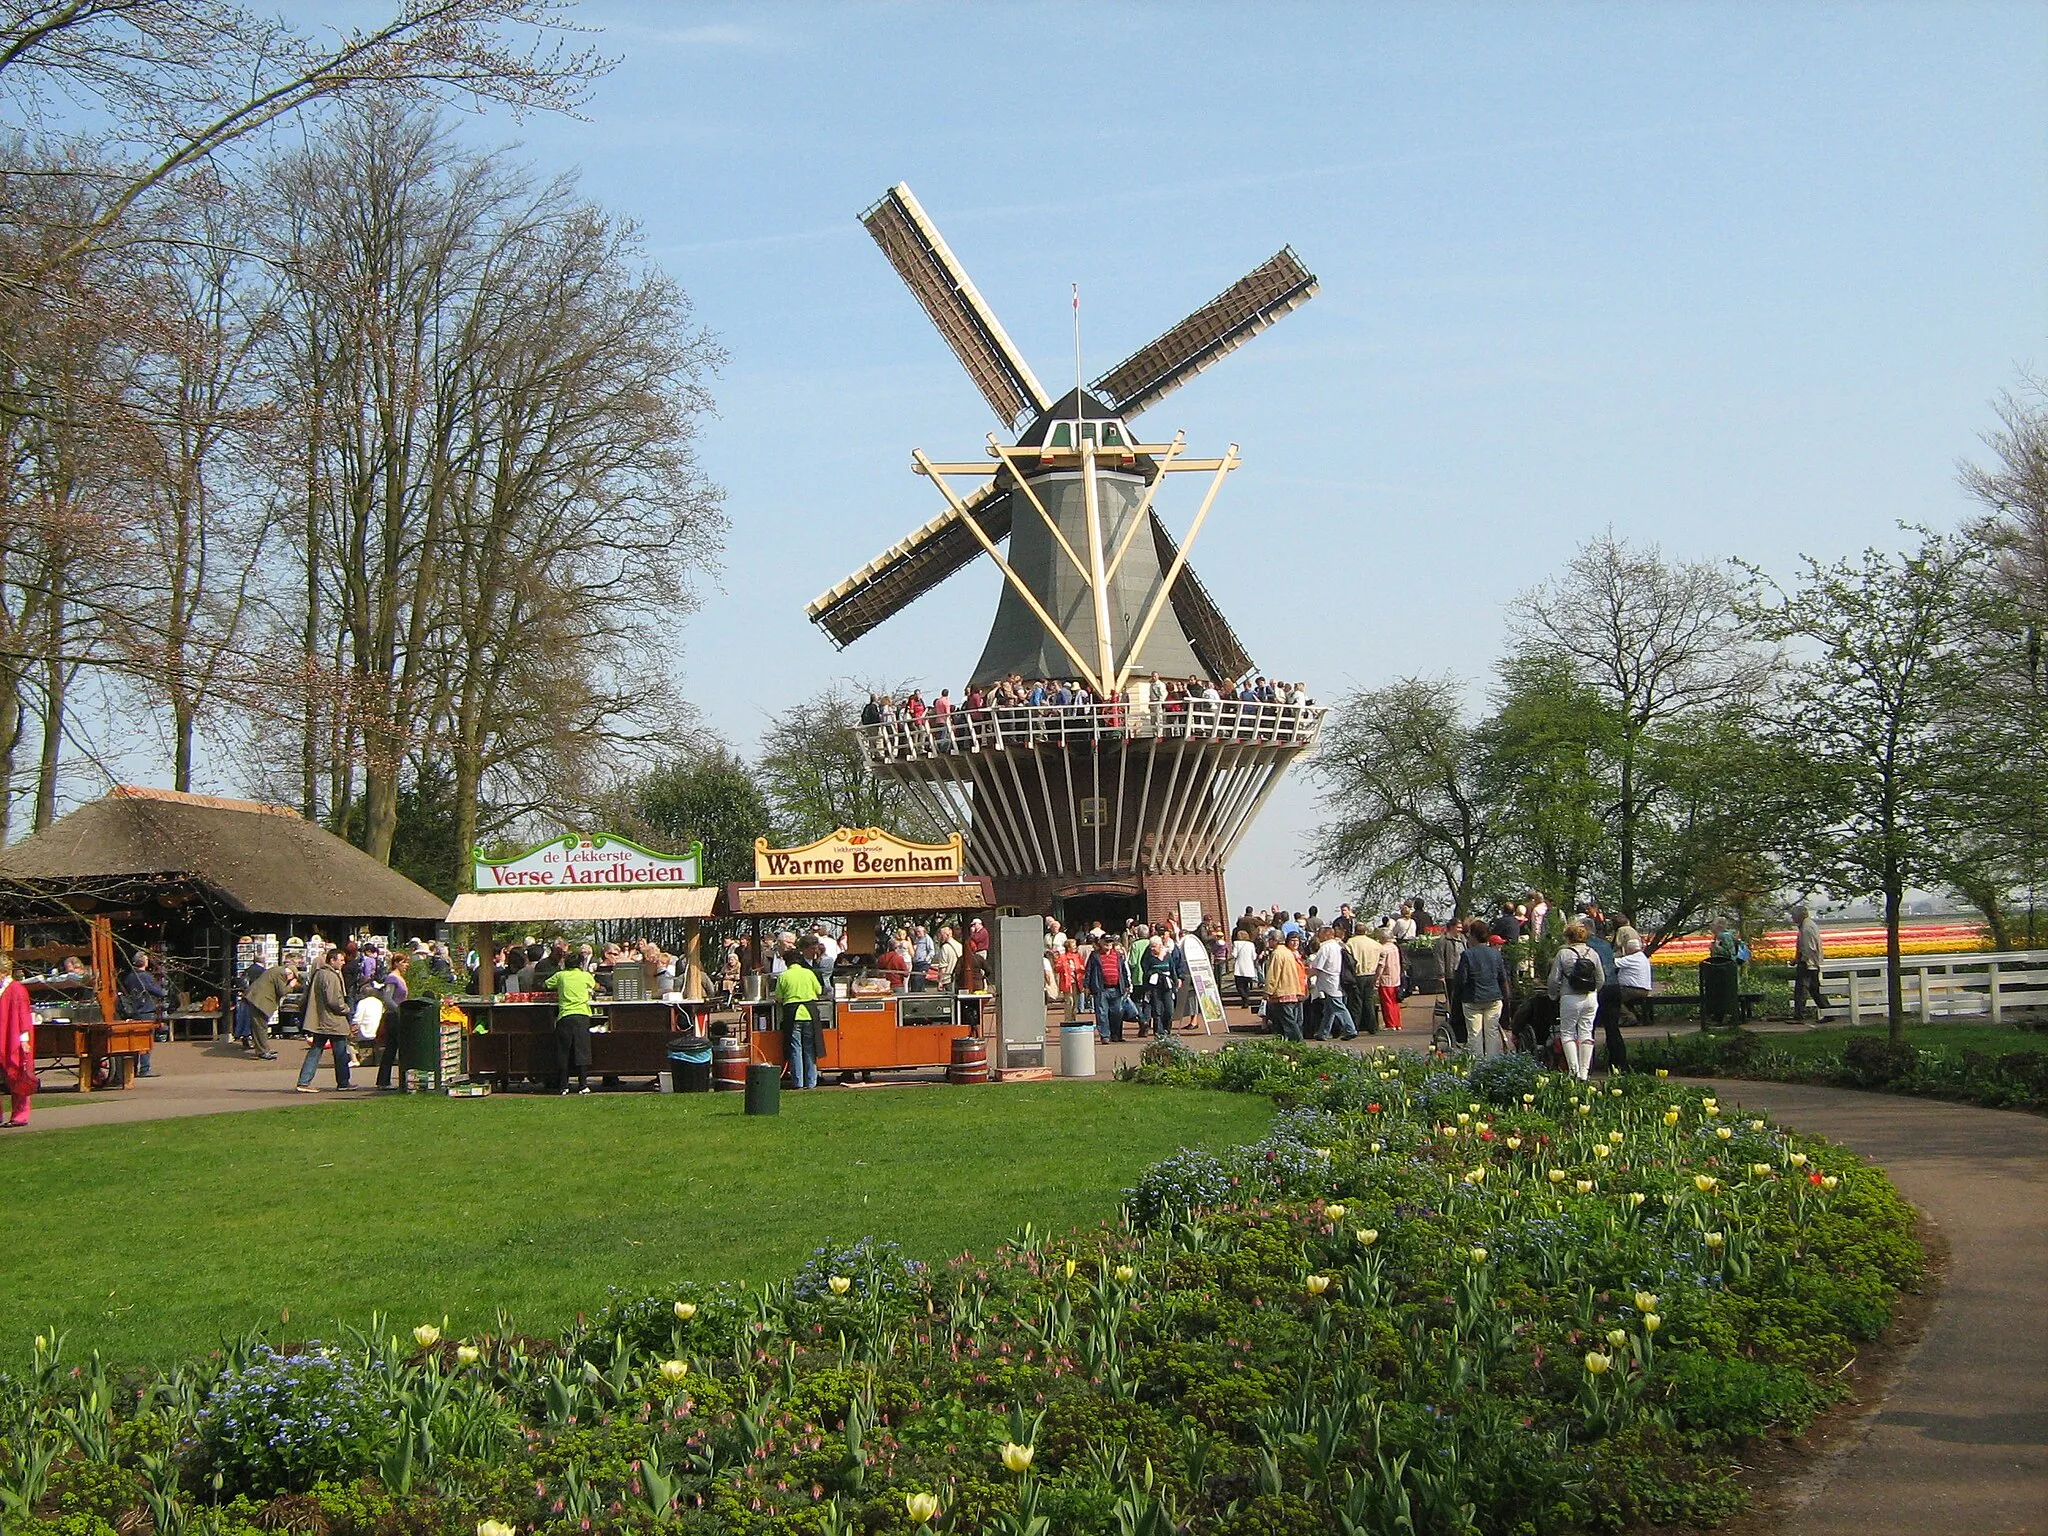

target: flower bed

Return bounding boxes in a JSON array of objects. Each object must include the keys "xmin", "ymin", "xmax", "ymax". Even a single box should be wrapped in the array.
[
  {"xmin": 0, "ymin": 1043, "xmax": 1920, "ymax": 1536},
  {"xmin": 1636, "ymin": 1027, "xmax": 2048, "ymax": 1111}
]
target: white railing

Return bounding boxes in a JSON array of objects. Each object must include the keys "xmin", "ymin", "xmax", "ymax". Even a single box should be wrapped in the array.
[
  {"xmin": 1820, "ymin": 950, "xmax": 2048, "ymax": 1024},
  {"xmin": 858, "ymin": 696, "xmax": 1326, "ymax": 766}
]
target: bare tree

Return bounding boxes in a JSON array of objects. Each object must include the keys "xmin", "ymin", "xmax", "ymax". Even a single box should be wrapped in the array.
[
  {"xmin": 1512, "ymin": 531, "xmax": 1776, "ymax": 920},
  {"xmin": 0, "ymin": 0, "xmax": 606, "ymax": 283}
]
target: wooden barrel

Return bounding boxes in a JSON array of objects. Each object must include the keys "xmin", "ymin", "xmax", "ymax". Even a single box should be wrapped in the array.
[
  {"xmin": 948, "ymin": 1035, "xmax": 989, "ymax": 1085},
  {"xmin": 713, "ymin": 1037, "xmax": 748, "ymax": 1092}
]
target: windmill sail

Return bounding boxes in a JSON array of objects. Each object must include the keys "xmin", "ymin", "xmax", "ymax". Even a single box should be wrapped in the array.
[
  {"xmin": 1091, "ymin": 247, "xmax": 1318, "ymax": 419},
  {"xmin": 862, "ymin": 184, "xmax": 1051, "ymax": 427},
  {"xmin": 806, "ymin": 483, "xmax": 1013, "ymax": 649}
]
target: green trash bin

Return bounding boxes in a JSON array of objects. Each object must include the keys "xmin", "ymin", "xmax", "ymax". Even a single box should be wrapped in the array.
[
  {"xmin": 1698, "ymin": 959, "xmax": 1740, "ymax": 1027},
  {"xmin": 396, "ymin": 998, "xmax": 449, "ymax": 1089},
  {"xmin": 744, "ymin": 1061, "xmax": 781, "ymax": 1116}
]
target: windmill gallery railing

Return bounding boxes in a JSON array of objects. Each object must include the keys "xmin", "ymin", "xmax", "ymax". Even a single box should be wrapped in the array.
[
  {"xmin": 854, "ymin": 697, "xmax": 1327, "ymax": 881},
  {"xmin": 857, "ymin": 696, "xmax": 1327, "ymax": 765}
]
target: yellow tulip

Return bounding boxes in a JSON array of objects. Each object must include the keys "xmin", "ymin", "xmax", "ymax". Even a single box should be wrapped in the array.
[
  {"xmin": 1751, "ymin": 1163, "xmax": 1772, "ymax": 1178},
  {"xmin": 1716, "ymin": 1127, "xmax": 1733, "ymax": 1141},
  {"xmin": 1584, "ymin": 1351, "xmax": 1612, "ymax": 1375},
  {"xmin": 1608, "ymin": 1131, "xmax": 1624, "ymax": 1144},
  {"xmin": 1593, "ymin": 1145, "xmax": 1612, "ymax": 1159},
  {"xmin": 1642, "ymin": 1313, "xmax": 1661, "ymax": 1333},
  {"xmin": 1441, "ymin": 1125, "xmax": 1459, "ymax": 1139},
  {"xmin": 1464, "ymin": 1167, "xmax": 1486, "ymax": 1184},
  {"xmin": 1313, "ymin": 1147, "xmax": 1333, "ymax": 1159},
  {"xmin": 1703, "ymin": 1105, "xmax": 1720, "ymax": 1118},
  {"xmin": 1506, "ymin": 1136, "xmax": 1523, "ymax": 1150},
  {"xmin": 1522, "ymin": 1093, "xmax": 1536, "ymax": 1104},
  {"xmin": 1787, "ymin": 1152, "xmax": 1808, "ymax": 1168},
  {"xmin": 1569, "ymin": 1094, "xmax": 1579, "ymax": 1104},
  {"xmin": 1000, "ymin": 1441, "xmax": 1034, "ymax": 1473},
  {"xmin": 1115, "ymin": 1263, "xmax": 1136, "ymax": 1283},
  {"xmin": 1536, "ymin": 1074, "xmax": 1549, "ymax": 1085},
  {"xmin": 828, "ymin": 1275, "xmax": 852, "ymax": 1295},
  {"xmin": 1356, "ymin": 1228, "xmax": 1379, "ymax": 1246},
  {"xmin": 1370, "ymin": 1141, "xmax": 1384, "ymax": 1153},
  {"xmin": 674, "ymin": 1301, "xmax": 698, "ymax": 1321},
  {"xmin": 1703, "ymin": 1231, "xmax": 1725, "ymax": 1250},
  {"xmin": 1663, "ymin": 1111, "xmax": 1680, "ymax": 1126},
  {"xmin": 1655, "ymin": 1068, "xmax": 1668, "ymax": 1077},
  {"xmin": 1305, "ymin": 1274, "xmax": 1332, "ymax": 1296},
  {"xmin": 658, "ymin": 1359, "xmax": 689, "ymax": 1383},
  {"xmin": 1694, "ymin": 1174, "xmax": 1718, "ymax": 1192},
  {"xmin": 455, "ymin": 1344, "xmax": 480, "ymax": 1367},
  {"xmin": 906, "ymin": 1492, "xmax": 941, "ymax": 1525},
  {"xmin": 1063, "ymin": 1258, "xmax": 1077, "ymax": 1279},
  {"xmin": 1468, "ymin": 1247, "xmax": 1488, "ymax": 1264},
  {"xmin": 1821, "ymin": 1175, "xmax": 1840, "ymax": 1192},
  {"xmin": 1457, "ymin": 1112, "xmax": 1470, "ymax": 1124},
  {"xmin": 479, "ymin": 1521, "xmax": 517, "ymax": 1536},
  {"xmin": 1469, "ymin": 1102, "xmax": 1481, "ymax": 1113},
  {"xmin": 1577, "ymin": 1104, "xmax": 1591, "ymax": 1116},
  {"xmin": 1749, "ymin": 1119, "xmax": 1765, "ymax": 1131},
  {"xmin": 412, "ymin": 1324, "xmax": 441, "ymax": 1348},
  {"xmin": 33, "ymin": 1335, "xmax": 46, "ymax": 1351},
  {"xmin": 1626, "ymin": 1192, "xmax": 1647, "ymax": 1208},
  {"xmin": 1606, "ymin": 1328, "xmax": 1629, "ymax": 1348},
  {"xmin": 1575, "ymin": 1179, "xmax": 1594, "ymax": 1194},
  {"xmin": 1324, "ymin": 1204, "xmax": 1348, "ymax": 1222},
  {"xmin": 1634, "ymin": 1291, "xmax": 1658, "ymax": 1312},
  {"xmin": 1549, "ymin": 1169, "xmax": 1568, "ymax": 1184}
]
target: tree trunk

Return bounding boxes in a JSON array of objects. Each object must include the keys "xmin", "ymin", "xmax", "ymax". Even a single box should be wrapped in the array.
[
  {"xmin": 34, "ymin": 581, "xmax": 64, "ymax": 832},
  {"xmin": 0, "ymin": 686, "xmax": 21, "ymax": 844},
  {"xmin": 173, "ymin": 704, "xmax": 194, "ymax": 793},
  {"xmin": 1617, "ymin": 730, "xmax": 1637, "ymax": 917},
  {"xmin": 452, "ymin": 738, "xmax": 481, "ymax": 894},
  {"xmin": 1884, "ymin": 881, "xmax": 1906, "ymax": 1045}
]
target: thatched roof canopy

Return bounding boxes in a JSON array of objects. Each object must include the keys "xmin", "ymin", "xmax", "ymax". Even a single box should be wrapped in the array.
[{"xmin": 0, "ymin": 787, "xmax": 448, "ymax": 922}]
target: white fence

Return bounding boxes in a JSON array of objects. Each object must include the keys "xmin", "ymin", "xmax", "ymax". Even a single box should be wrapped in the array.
[
  {"xmin": 1820, "ymin": 950, "xmax": 2048, "ymax": 1024},
  {"xmin": 858, "ymin": 696, "xmax": 1326, "ymax": 766}
]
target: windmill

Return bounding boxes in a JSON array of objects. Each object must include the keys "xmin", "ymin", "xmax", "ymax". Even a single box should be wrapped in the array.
[{"xmin": 805, "ymin": 183, "xmax": 1327, "ymax": 928}]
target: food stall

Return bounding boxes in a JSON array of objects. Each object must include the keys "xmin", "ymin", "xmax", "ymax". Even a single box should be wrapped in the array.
[
  {"xmin": 723, "ymin": 828, "xmax": 995, "ymax": 1080},
  {"xmin": 447, "ymin": 833, "xmax": 717, "ymax": 1091},
  {"xmin": 0, "ymin": 787, "xmax": 448, "ymax": 1089}
]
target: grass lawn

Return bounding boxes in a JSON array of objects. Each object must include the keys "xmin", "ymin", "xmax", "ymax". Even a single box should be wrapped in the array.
[{"xmin": 1, "ymin": 1083, "xmax": 1270, "ymax": 1362}]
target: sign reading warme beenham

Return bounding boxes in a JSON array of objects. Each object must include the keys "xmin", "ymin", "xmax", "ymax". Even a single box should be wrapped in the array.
[
  {"xmin": 754, "ymin": 827, "xmax": 964, "ymax": 884},
  {"xmin": 474, "ymin": 833, "xmax": 704, "ymax": 891}
]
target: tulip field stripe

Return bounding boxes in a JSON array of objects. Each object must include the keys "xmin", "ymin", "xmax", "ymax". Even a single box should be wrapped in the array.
[{"xmin": 0, "ymin": 1084, "xmax": 1272, "ymax": 1362}]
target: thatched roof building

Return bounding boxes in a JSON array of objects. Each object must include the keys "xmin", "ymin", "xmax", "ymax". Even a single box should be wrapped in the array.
[{"xmin": 0, "ymin": 787, "xmax": 447, "ymax": 923}]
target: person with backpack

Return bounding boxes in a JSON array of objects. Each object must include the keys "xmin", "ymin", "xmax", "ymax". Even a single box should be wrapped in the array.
[
  {"xmin": 1085, "ymin": 938, "xmax": 1130, "ymax": 1046},
  {"xmin": 1547, "ymin": 920, "xmax": 1605, "ymax": 1080}
]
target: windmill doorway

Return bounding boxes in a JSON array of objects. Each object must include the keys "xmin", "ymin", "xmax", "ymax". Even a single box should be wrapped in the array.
[{"xmin": 1057, "ymin": 888, "xmax": 1145, "ymax": 936}]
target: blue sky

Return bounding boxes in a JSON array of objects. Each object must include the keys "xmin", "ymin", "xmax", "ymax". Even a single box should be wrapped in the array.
[{"xmin": 370, "ymin": 2, "xmax": 2046, "ymax": 904}]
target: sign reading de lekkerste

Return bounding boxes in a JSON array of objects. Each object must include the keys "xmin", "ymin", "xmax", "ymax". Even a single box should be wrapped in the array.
[
  {"xmin": 474, "ymin": 833, "xmax": 703, "ymax": 891},
  {"xmin": 754, "ymin": 827, "xmax": 963, "ymax": 884}
]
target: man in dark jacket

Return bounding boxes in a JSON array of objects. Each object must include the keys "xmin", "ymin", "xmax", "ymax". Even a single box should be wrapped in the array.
[
  {"xmin": 120, "ymin": 952, "xmax": 169, "ymax": 1077},
  {"xmin": 239, "ymin": 959, "xmax": 295, "ymax": 1061}
]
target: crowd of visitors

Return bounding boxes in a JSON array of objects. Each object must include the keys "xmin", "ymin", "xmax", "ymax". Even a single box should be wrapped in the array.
[{"xmin": 860, "ymin": 673, "xmax": 1319, "ymax": 755}]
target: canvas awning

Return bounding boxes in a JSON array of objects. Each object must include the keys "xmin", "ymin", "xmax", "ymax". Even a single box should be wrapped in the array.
[
  {"xmin": 723, "ymin": 879, "xmax": 995, "ymax": 917},
  {"xmin": 446, "ymin": 887, "xmax": 720, "ymax": 924}
]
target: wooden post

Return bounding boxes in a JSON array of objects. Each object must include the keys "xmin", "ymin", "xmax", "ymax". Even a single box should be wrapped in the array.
[
  {"xmin": 846, "ymin": 913, "xmax": 878, "ymax": 955},
  {"xmin": 1989, "ymin": 960, "xmax": 2002, "ymax": 1024},
  {"xmin": 1848, "ymin": 965, "xmax": 1861, "ymax": 1026}
]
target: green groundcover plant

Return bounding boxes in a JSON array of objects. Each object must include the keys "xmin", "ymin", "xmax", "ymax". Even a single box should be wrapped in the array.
[
  {"xmin": 1636, "ymin": 1028, "xmax": 2048, "ymax": 1110},
  {"xmin": 0, "ymin": 1043, "xmax": 1919, "ymax": 1536}
]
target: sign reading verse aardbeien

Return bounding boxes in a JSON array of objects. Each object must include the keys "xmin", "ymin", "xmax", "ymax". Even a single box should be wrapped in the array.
[
  {"xmin": 754, "ymin": 827, "xmax": 964, "ymax": 884},
  {"xmin": 474, "ymin": 833, "xmax": 704, "ymax": 891}
]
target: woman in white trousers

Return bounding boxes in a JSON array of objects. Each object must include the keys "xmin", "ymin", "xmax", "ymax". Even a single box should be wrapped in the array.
[{"xmin": 1547, "ymin": 920, "xmax": 1605, "ymax": 1080}]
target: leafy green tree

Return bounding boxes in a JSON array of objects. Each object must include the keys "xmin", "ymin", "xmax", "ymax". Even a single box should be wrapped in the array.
[
  {"xmin": 1743, "ymin": 532, "xmax": 1982, "ymax": 1038},
  {"xmin": 1309, "ymin": 676, "xmax": 1498, "ymax": 920},
  {"xmin": 1476, "ymin": 655, "xmax": 1612, "ymax": 915},
  {"xmin": 756, "ymin": 683, "xmax": 940, "ymax": 845},
  {"xmin": 614, "ymin": 745, "xmax": 772, "ymax": 888},
  {"xmin": 1513, "ymin": 532, "xmax": 1775, "ymax": 923}
]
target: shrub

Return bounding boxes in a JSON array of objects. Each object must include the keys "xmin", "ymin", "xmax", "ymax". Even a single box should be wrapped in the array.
[
  {"xmin": 196, "ymin": 1347, "xmax": 390, "ymax": 1496},
  {"xmin": 1213, "ymin": 1492, "xmax": 1329, "ymax": 1536},
  {"xmin": 1841, "ymin": 1037, "xmax": 1918, "ymax": 1087},
  {"xmin": 790, "ymin": 1236, "xmax": 925, "ymax": 1304},
  {"xmin": 1663, "ymin": 1351, "xmax": 1827, "ymax": 1440},
  {"xmin": 1037, "ymin": 1393, "xmax": 1178, "ymax": 1473},
  {"xmin": 1126, "ymin": 1146, "xmax": 1235, "ymax": 1225}
]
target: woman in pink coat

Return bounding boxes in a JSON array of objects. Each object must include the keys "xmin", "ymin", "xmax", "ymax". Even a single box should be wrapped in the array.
[{"xmin": 0, "ymin": 966, "xmax": 34, "ymax": 1126}]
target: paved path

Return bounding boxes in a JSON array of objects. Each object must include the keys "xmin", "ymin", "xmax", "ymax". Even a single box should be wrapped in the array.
[{"xmin": 1699, "ymin": 1080, "xmax": 2047, "ymax": 1536}]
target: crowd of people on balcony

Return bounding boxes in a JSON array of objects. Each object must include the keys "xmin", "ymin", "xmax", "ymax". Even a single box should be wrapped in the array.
[{"xmin": 859, "ymin": 673, "xmax": 1318, "ymax": 756}]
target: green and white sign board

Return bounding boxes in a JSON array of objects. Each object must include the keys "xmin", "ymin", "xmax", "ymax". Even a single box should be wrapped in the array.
[{"xmin": 473, "ymin": 833, "xmax": 704, "ymax": 893}]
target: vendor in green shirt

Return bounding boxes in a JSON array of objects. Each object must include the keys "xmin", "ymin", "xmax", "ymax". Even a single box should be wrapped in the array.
[
  {"xmin": 776, "ymin": 937, "xmax": 824, "ymax": 1090},
  {"xmin": 544, "ymin": 960, "xmax": 598, "ymax": 1095}
]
